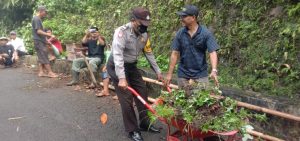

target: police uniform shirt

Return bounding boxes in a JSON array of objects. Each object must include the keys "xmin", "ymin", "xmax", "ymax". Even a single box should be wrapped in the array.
[{"xmin": 112, "ymin": 22, "xmax": 161, "ymax": 79}]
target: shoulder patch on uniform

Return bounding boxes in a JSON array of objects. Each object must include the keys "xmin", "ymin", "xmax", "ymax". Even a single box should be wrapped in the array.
[
  {"xmin": 144, "ymin": 39, "xmax": 152, "ymax": 53},
  {"xmin": 120, "ymin": 24, "xmax": 129, "ymax": 31},
  {"xmin": 118, "ymin": 25, "xmax": 129, "ymax": 38},
  {"xmin": 118, "ymin": 31, "xmax": 123, "ymax": 38}
]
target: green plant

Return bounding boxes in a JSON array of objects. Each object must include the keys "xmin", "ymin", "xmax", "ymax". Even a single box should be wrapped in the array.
[
  {"xmin": 148, "ymin": 104, "xmax": 175, "ymax": 124},
  {"xmin": 60, "ymin": 51, "xmax": 67, "ymax": 58},
  {"xmin": 150, "ymin": 84, "xmax": 266, "ymax": 133}
]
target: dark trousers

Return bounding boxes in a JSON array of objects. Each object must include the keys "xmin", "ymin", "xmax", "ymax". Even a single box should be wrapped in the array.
[
  {"xmin": 107, "ymin": 59, "xmax": 150, "ymax": 133},
  {"xmin": 0, "ymin": 57, "xmax": 14, "ymax": 66},
  {"xmin": 17, "ymin": 50, "xmax": 28, "ymax": 57}
]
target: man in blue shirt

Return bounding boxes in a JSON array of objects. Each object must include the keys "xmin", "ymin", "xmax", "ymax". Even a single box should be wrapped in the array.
[{"xmin": 165, "ymin": 5, "xmax": 219, "ymax": 89}]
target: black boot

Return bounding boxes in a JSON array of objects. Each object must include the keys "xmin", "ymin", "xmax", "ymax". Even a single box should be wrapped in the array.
[
  {"xmin": 66, "ymin": 70, "xmax": 79, "ymax": 86},
  {"xmin": 139, "ymin": 124, "xmax": 160, "ymax": 133},
  {"xmin": 128, "ymin": 131, "xmax": 143, "ymax": 141}
]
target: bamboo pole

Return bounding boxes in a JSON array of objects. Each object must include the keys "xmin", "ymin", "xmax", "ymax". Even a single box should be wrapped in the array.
[
  {"xmin": 247, "ymin": 130, "xmax": 285, "ymax": 141},
  {"xmin": 237, "ymin": 101, "xmax": 300, "ymax": 122},
  {"xmin": 142, "ymin": 77, "xmax": 179, "ymax": 89}
]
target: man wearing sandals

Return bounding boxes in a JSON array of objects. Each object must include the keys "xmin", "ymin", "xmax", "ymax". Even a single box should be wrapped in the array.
[
  {"xmin": 0, "ymin": 37, "xmax": 18, "ymax": 68},
  {"xmin": 67, "ymin": 27, "xmax": 106, "ymax": 87},
  {"xmin": 31, "ymin": 6, "xmax": 58, "ymax": 78},
  {"xmin": 95, "ymin": 46, "xmax": 119, "ymax": 100},
  {"xmin": 165, "ymin": 5, "xmax": 220, "ymax": 90}
]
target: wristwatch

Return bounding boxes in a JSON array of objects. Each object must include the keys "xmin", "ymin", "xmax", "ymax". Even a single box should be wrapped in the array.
[{"xmin": 212, "ymin": 69, "xmax": 218, "ymax": 73}]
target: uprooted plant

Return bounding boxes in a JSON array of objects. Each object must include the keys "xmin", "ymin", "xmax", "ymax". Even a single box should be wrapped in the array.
[{"xmin": 148, "ymin": 83, "xmax": 266, "ymax": 133}]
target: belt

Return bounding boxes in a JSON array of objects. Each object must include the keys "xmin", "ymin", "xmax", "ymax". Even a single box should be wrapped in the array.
[
  {"xmin": 124, "ymin": 62, "xmax": 137, "ymax": 66},
  {"xmin": 107, "ymin": 56, "xmax": 137, "ymax": 68}
]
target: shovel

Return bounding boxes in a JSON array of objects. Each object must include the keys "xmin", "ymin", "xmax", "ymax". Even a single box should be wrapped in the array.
[{"xmin": 83, "ymin": 56, "xmax": 99, "ymax": 87}]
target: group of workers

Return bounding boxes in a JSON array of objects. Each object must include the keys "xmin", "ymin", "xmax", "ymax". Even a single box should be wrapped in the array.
[{"xmin": 31, "ymin": 4, "xmax": 219, "ymax": 141}]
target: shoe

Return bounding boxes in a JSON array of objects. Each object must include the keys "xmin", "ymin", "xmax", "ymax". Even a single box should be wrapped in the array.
[
  {"xmin": 139, "ymin": 125, "xmax": 160, "ymax": 133},
  {"xmin": 112, "ymin": 95, "xmax": 118, "ymax": 100},
  {"xmin": 128, "ymin": 131, "xmax": 143, "ymax": 141},
  {"xmin": 66, "ymin": 70, "xmax": 79, "ymax": 86}
]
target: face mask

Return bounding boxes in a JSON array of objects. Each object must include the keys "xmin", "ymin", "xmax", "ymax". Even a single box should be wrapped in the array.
[{"xmin": 137, "ymin": 24, "xmax": 148, "ymax": 34}]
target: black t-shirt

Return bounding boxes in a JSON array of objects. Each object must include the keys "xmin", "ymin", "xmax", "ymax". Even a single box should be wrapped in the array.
[
  {"xmin": 32, "ymin": 16, "xmax": 46, "ymax": 42},
  {"xmin": 82, "ymin": 39, "xmax": 105, "ymax": 59},
  {"xmin": 0, "ymin": 45, "xmax": 15, "ymax": 58}
]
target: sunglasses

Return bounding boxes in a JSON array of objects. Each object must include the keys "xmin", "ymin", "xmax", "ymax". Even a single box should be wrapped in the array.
[
  {"xmin": 89, "ymin": 29, "xmax": 98, "ymax": 33},
  {"xmin": 179, "ymin": 14, "xmax": 196, "ymax": 19}
]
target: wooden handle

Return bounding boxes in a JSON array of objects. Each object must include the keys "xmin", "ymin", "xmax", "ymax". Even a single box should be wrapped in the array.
[
  {"xmin": 83, "ymin": 57, "xmax": 98, "ymax": 87},
  {"xmin": 142, "ymin": 77, "xmax": 178, "ymax": 89},
  {"xmin": 247, "ymin": 130, "xmax": 285, "ymax": 141},
  {"xmin": 237, "ymin": 101, "xmax": 300, "ymax": 122}
]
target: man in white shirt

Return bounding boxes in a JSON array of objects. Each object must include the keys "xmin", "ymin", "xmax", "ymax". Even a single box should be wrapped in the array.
[{"xmin": 8, "ymin": 31, "xmax": 27, "ymax": 57}]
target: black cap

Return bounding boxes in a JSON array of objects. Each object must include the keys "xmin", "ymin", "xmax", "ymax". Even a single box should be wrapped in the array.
[
  {"xmin": 131, "ymin": 7, "xmax": 151, "ymax": 26},
  {"xmin": 177, "ymin": 5, "xmax": 199, "ymax": 17},
  {"xmin": 90, "ymin": 26, "xmax": 99, "ymax": 31}
]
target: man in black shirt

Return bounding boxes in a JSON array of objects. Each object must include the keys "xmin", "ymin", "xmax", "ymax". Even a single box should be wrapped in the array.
[
  {"xmin": 0, "ymin": 37, "xmax": 18, "ymax": 67},
  {"xmin": 67, "ymin": 27, "xmax": 106, "ymax": 86}
]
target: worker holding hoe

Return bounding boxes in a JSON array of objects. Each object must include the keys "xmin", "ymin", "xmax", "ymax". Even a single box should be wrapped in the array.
[{"xmin": 107, "ymin": 7, "xmax": 162, "ymax": 141}]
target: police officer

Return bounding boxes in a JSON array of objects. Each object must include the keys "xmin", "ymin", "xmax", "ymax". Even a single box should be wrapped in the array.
[{"xmin": 107, "ymin": 7, "xmax": 162, "ymax": 141}]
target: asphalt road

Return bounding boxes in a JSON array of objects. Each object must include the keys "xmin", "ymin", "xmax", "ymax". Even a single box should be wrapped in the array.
[{"xmin": 0, "ymin": 67, "xmax": 166, "ymax": 141}]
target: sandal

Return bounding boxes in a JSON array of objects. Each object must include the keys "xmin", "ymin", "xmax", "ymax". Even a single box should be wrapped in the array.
[
  {"xmin": 112, "ymin": 95, "xmax": 118, "ymax": 100},
  {"xmin": 96, "ymin": 91, "xmax": 110, "ymax": 97},
  {"xmin": 49, "ymin": 56, "xmax": 56, "ymax": 61},
  {"xmin": 47, "ymin": 73, "xmax": 58, "ymax": 78},
  {"xmin": 38, "ymin": 73, "xmax": 48, "ymax": 77},
  {"xmin": 87, "ymin": 83, "xmax": 95, "ymax": 89}
]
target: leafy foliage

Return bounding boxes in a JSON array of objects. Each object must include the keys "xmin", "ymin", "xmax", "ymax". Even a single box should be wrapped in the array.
[
  {"xmin": 0, "ymin": 0, "xmax": 35, "ymax": 36},
  {"xmin": 149, "ymin": 85, "xmax": 266, "ymax": 132}
]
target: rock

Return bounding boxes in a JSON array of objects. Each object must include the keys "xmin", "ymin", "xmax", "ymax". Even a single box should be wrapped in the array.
[{"xmin": 270, "ymin": 6, "xmax": 283, "ymax": 18}]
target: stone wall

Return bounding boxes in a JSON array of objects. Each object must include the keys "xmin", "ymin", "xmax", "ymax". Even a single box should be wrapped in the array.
[{"xmin": 24, "ymin": 55, "xmax": 72, "ymax": 74}]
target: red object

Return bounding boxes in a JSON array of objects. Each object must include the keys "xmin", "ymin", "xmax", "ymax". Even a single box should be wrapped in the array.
[
  {"xmin": 48, "ymin": 38, "xmax": 63, "ymax": 53},
  {"xmin": 127, "ymin": 86, "xmax": 239, "ymax": 141}
]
